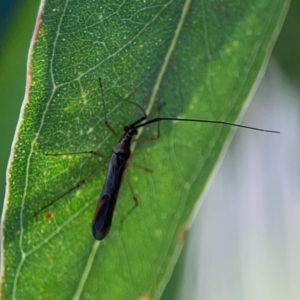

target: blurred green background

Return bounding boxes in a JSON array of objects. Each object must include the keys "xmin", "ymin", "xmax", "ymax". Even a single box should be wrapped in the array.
[{"xmin": 0, "ymin": 0, "xmax": 299, "ymax": 299}]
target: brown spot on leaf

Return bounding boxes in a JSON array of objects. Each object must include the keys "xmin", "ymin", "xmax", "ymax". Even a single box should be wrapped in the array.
[
  {"xmin": 45, "ymin": 211, "xmax": 52, "ymax": 220},
  {"xmin": 177, "ymin": 224, "xmax": 189, "ymax": 245},
  {"xmin": 138, "ymin": 294, "xmax": 151, "ymax": 300}
]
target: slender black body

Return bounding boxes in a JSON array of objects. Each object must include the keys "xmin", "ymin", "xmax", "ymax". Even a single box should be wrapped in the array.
[{"xmin": 92, "ymin": 127, "xmax": 137, "ymax": 240}]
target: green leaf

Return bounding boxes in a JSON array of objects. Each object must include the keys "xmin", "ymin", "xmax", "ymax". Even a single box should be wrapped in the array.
[{"xmin": 1, "ymin": 0, "xmax": 289, "ymax": 299}]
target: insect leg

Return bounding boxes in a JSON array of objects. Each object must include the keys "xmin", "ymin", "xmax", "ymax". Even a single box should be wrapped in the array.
[
  {"xmin": 130, "ymin": 162, "xmax": 153, "ymax": 173},
  {"xmin": 133, "ymin": 103, "xmax": 163, "ymax": 142},
  {"xmin": 34, "ymin": 164, "xmax": 105, "ymax": 216},
  {"xmin": 98, "ymin": 77, "xmax": 120, "ymax": 138},
  {"xmin": 119, "ymin": 179, "xmax": 139, "ymax": 227},
  {"xmin": 105, "ymin": 123, "xmax": 119, "ymax": 138},
  {"xmin": 133, "ymin": 113, "xmax": 161, "ymax": 142},
  {"xmin": 45, "ymin": 150, "xmax": 105, "ymax": 158}
]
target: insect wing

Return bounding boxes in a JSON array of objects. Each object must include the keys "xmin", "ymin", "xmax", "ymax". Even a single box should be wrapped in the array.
[{"xmin": 92, "ymin": 194, "xmax": 115, "ymax": 240}]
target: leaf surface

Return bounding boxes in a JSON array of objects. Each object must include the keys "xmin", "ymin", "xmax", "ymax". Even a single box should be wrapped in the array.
[{"xmin": 1, "ymin": 0, "xmax": 289, "ymax": 299}]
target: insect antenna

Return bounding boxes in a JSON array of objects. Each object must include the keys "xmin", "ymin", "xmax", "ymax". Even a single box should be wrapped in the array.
[
  {"xmin": 135, "ymin": 117, "xmax": 280, "ymax": 134},
  {"xmin": 112, "ymin": 92, "xmax": 148, "ymax": 126}
]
